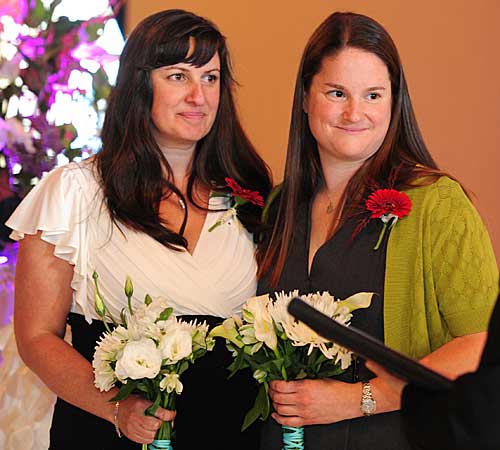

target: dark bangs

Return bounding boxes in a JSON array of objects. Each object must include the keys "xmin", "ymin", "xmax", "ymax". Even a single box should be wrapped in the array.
[{"xmin": 146, "ymin": 23, "xmax": 231, "ymax": 82}]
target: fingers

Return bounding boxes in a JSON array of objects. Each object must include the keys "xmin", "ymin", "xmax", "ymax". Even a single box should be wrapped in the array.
[
  {"xmin": 272, "ymin": 412, "xmax": 305, "ymax": 427},
  {"xmin": 154, "ymin": 406, "xmax": 176, "ymax": 422},
  {"xmin": 270, "ymin": 379, "xmax": 301, "ymax": 393},
  {"xmin": 118, "ymin": 396, "xmax": 175, "ymax": 444},
  {"xmin": 269, "ymin": 380, "xmax": 308, "ymax": 427}
]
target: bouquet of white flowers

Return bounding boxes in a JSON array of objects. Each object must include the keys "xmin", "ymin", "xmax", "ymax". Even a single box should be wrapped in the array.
[
  {"xmin": 91, "ymin": 273, "xmax": 215, "ymax": 450},
  {"xmin": 210, "ymin": 290, "xmax": 373, "ymax": 450}
]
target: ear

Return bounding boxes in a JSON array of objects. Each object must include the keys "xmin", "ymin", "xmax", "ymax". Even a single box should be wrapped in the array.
[{"xmin": 303, "ymin": 92, "xmax": 309, "ymax": 114}]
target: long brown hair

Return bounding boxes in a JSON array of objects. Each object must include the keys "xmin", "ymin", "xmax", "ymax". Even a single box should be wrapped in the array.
[
  {"xmin": 258, "ymin": 12, "xmax": 451, "ymax": 285},
  {"xmin": 96, "ymin": 9, "xmax": 271, "ymax": 250}
]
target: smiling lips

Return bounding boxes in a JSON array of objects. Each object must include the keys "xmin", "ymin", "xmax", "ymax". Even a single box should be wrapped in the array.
[
  {"xmin": 336, "ymin": 125, "xmax": 369, "ymax": 133},
  {"xmin": 178, "ymin": 111, "xmax": 206, "ymax": 120}
]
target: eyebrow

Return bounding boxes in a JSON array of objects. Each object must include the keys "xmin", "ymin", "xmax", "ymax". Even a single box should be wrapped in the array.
[
  {"xmin": 324, "ymin": 83, "xmax": 387, "ymax": 91},
  {"xmin": 162, "ymin": 66, "xmax": 221, "ymax": 73}
]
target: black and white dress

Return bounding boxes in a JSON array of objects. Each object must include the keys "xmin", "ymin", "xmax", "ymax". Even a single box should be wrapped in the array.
[{"xmin": 6, "ymin": 160, "xmax": 260, "ymax": 450}]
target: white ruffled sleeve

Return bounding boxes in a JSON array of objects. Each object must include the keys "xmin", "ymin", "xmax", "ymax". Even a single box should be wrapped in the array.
[{"xmin": 5, "ymin": 162, "xmax": 94, "ymax": 319}]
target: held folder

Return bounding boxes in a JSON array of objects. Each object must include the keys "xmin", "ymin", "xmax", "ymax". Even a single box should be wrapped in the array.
[{"xmin": 288, "ymin": 297, "xmax": 453, "ymax": 391}]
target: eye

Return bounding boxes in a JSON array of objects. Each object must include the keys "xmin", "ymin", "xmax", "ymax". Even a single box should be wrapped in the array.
[
  {"xmin": 203, "ymin": 73, "xmax": 219, "ymax": 84},
  {"xmin": 367, "ymin": 92, "xmax": 381, "ymax": 100},
  {"xmin": 327, "ymin": 89, "xmax": 344, "ymax": 98},
  {"xmin": 167, "ymin": 73, "xmax": 187, "ymax": 81}
]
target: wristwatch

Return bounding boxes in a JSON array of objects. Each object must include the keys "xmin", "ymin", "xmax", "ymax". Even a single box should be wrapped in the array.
[{"xmin": 360, "ymin": 381, "xmax": 376, "ymax": 416}]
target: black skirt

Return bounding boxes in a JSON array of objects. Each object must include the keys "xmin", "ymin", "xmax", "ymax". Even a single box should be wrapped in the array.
[{"xmin": 49, "ymin": 313, "xmax": 260, "ymax": 450}]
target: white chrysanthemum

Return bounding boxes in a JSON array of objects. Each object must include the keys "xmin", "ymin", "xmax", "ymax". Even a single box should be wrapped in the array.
[
  {"xmin": 274, "ymin": 291, "xmax": 372, "ymax": 360},
  {"xmin": 159, "ymin": 373, "xmax": 183, "ymax": 394},
  {"xmin": 93, "ymin": 356, "xmax": 117, "ymax": 392},
  {"xmin": 268, "ymin": 290, "xmax": 299, "ymax": 331},
  {"xmin": 115, "ymin": 338, "xmax": 162, "ymax": 381},
  {"xmin": 92, "ymin": 329, "xmax": 128, "ymax": 391}
]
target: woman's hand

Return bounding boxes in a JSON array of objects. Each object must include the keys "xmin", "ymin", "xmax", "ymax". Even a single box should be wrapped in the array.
[
  {"xmin": 269, "ymin": 378, "xmax": 361, "ymax": 427},
  {"xmin": 117, "ymin": 395, "xmax": 176, "ymax": 444}
]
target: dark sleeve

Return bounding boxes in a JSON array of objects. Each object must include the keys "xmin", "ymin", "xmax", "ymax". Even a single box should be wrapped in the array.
[{"xmin": 402, "ymin": 293, "xmax": 500, "ymax": 450}]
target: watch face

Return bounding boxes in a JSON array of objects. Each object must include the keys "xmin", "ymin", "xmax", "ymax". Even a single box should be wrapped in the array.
[{"xmin": 362, "ymin": 398, "xmax": 376, "ymax": 415}]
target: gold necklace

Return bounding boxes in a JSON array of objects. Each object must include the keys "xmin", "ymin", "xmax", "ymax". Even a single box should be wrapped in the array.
[{"xmin": 325, "ymin": 190, "xmax": 334, "ymax": 214}]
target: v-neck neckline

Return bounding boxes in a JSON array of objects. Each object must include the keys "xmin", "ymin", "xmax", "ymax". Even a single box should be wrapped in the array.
[
  {"xmin": 305, "ymin": 195, "xmax": 347, "ymax": 277},
  {"xmin": 187, "ymin": 194, "xmax": 229, "ymax": 259}
]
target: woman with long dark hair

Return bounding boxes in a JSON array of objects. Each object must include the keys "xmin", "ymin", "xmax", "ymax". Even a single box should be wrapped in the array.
[
  {"xmin": 257, "ymin": 12, "xmax": 498, "ymax": 449},
  {"xmin": 7, "ymin": 9, "xmax": 271, "ymax": 450}
]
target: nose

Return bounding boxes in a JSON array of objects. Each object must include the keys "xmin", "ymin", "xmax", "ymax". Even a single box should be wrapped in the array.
[
  {"xmin": 185, "ymin": 81, "xmax": 205, "ymax": 106},
  {"xmin": 342, "ymin": 98, "xmax": 362, "ymax": 123}
]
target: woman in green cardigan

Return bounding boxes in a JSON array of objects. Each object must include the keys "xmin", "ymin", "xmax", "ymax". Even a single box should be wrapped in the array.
[{"xmin": 256, "ymin": 11, "xmax": 499, "ymax": 450}]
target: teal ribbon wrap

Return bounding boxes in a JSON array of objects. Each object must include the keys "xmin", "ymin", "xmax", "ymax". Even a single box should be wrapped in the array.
[
  {"xmin": 149, "ymin": 439, "xmax": 173, "ymax": 450},
  {"xmin": 282, "ymin": 425, "xmax": 304, "ymax": 450}
]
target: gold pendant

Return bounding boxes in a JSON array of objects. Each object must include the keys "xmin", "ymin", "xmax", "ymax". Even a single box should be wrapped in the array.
[{"xmin": 326, "ymin": 201, "xmax": 334, "ymax": 214}]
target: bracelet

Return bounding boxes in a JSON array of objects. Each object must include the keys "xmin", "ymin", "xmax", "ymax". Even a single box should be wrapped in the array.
[{"xmin": 113, "ymin": 401, "xmax": 122, "ymax": 438}]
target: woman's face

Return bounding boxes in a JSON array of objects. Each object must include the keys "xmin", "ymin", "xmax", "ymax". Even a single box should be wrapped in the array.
[
  {"xmin": 304, "ymin": 47, "xmax": 392, "ymax": 166},
  {"xmin": 150, "ymin": 52, "xmax": 221, "ymax": 149}
]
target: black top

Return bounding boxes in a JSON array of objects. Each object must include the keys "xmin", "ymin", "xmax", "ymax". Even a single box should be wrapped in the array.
[{"xmin": 257, "ymin": 199, "xmax": 412, "ymax": 450}]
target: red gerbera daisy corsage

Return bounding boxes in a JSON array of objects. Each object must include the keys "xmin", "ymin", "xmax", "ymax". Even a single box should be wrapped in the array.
[
  {"xmin": 225, "ymin": 177, "xmax": 264, "ymax": 207},
  {"xmin": 365, "ymin": 188, "xmax": 412, "ymax": 250},
  {"xmin": 208, "ymin": 177, "xmax": 264, "ymax": 232}
]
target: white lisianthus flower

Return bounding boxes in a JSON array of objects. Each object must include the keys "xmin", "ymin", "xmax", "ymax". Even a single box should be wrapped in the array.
[
  {"xmin": 159, "ymin": 373, "xmax": 183, "ymax": 394},
  {"xmin": 125, "ymin": 296, "xmax": 172, "ymax": 340},
  {"xmin": 244, "ymin": 295, "xmax": 277, "ymax": 350},
  {"xmin": 115, "ymin": 338, "xmax": 162, "ymax": 381},
  {"xmin": 158, "ymin": 323, "xmax": 193, "ymax": 364}
]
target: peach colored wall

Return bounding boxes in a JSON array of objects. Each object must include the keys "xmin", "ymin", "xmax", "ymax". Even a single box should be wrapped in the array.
[{"xmin": 127, "ymin": 0, "xmax": 500, "ymax": 263}]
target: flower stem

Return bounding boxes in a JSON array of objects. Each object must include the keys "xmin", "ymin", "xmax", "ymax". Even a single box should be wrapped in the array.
[
  {"xmin": 208, "ymin": 220, "xmax": 221, "ymax": 232},
  {"xmin": 373, "ymin": 222, "xmax": 388, "ymax": 250}
]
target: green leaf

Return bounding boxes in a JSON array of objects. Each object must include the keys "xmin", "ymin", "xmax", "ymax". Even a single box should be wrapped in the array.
[
  {"xmin": 209, "ymin": 191, "xmax": 228, "ymax": 198},
  {"xmin": 145, "ymin": 391, "xmax": 161, "ymax": 417},
  {"xmin": 135, "ymin": 383, "xmax": 150, "ymax": 394},
  {"xmin": 110, "ymin": 380, "xmax": 139, "ymax": 401},
  {"xmin": 25, "ymin": 0, "xmax": 49, "ymax": 28},
  {"xmin": 317, "ymin": 365, "xmax": 345, "ymax": 378},
  {"xmin": 177, "ymin": 360, "xmax": 189, "ymax": 376},
  {"xmin": 227, "ymin": 349, "xmax": 249, "ymax": 377},
  {"xmin": 157, "ymin": 307, "xmax": 174, "ymax": 322},
  {"xmin": 85, "ymin": 22, "xmax": 105, "ymax": 41},
  {"xmin": 241, "ymin": 383, "xmax": 269, "ymax": 431},
  {"xmin": 234, "ymin": 196, "xmax": 249, "ymax": 206}
]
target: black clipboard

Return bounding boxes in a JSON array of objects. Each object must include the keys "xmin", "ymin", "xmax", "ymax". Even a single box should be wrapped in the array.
[{"xmin": 288, "ymin": 297, "xmax": 453, "ymax": 391}]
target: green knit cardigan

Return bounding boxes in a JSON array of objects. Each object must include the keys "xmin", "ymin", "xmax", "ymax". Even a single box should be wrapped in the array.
[{"xmin": 384, "ymin": 176, "xmax": 499, "ymax": 358}]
